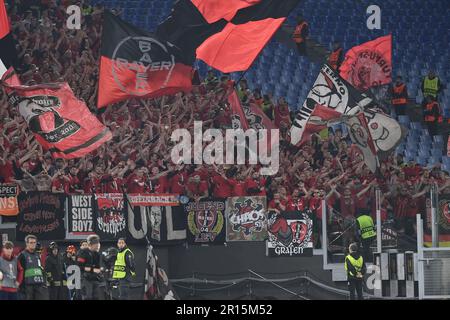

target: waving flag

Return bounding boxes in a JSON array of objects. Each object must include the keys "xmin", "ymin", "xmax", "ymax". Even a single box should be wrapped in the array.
[
  {"xmin": 290, "ymin": 64, "xmax": 373, "ymax": 145},
  {"xmin": 229, "ymin": 89, "xmax": 250, "ymax": 130},
  {"xmin": 340, "ymin": 35, "xmax": 392, "ymax": 91},
  {"xmin": 0, "ymin": 0, "xmax": 17, "ymax": 79},
  {"xmin": 291, "ymin": 99, "xmax": 342, "ymax": 146},
  {"xmin": 290, "ymin": 64, "xmax": 403, "ymax": 159},
  {"xmin": 344, "ymin": 113, "xmax": 379, "ymax": 173},
  {"xmin": 2, "ymin": 69, "xmax": 112, "ymax": 159},
  {"xmin": 98, "ymin": 11, "xmax": 194, "ymax": 108},
  {"xmin": 158, "ymin": 0, "xmax": 301, "ymax": 73}
]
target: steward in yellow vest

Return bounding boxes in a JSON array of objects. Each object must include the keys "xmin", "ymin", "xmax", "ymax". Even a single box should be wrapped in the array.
[
  {"xmin": 112, "ymin": 238, "xmax": 136, "ymax": 300},
  {"xmin": 345, "ymin": 243, "xmax": 366, "ymax": 300},
  {"xmin": 422, "ymin": 71, "xmax": 442, "ymax": 100},
  {"xmin": 356, "ymin": 212, "xmax": 376, "ymax": 263}
]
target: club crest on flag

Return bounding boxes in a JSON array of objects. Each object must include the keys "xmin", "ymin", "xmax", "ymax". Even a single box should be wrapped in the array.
[{"xmin": 112, "ymin": 36, "xmax": 176, "ymax": 96}]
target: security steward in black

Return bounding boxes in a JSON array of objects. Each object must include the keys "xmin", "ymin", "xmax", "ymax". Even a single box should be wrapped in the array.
[
  {"xmin": 45, "ymin": 242, "xmax": 69, "ymax": 300},
  {"xmin": 77, "ymin": 235, "xmax": 105, "ymax": 300},
  {"xmin": 112, "ymin": 238, "xmax": 136, "ymax": 300},
  {"xmin": 345, "ymin": 243, "xmax": 366, "ymax": 300}
]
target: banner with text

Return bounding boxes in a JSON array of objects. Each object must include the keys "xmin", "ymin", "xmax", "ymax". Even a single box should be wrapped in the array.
[
  {"xmin": 267, "ymin": 210, "xmax": 313, "ymax": 257},
  {"xmin": 226, "ymin": 196, "xmax": 268, "ymax": 241},
  {"xmin": 65, "ymin": 194, "xmax": 95, "ymax": 240},
  {"xmin": 126, "ymin": 194, "xmax": 186, "ymax": 245},
  {"xmin": 0, "ymin": 184, "xmax": 19, "ymax": 216},
  {"xmin": 16, "ymin": 192, "xmax": 65, "ymax": 241},
  {"xmin": 186, "ymin": 198, "xmax": 226, "ymax": 245},
  {"xmin": 93, "ymin": 193, "xmax": 127, "ymax": 240}
]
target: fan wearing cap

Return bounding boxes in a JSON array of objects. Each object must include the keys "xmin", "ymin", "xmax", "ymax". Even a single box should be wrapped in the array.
[
  {"xmin": 44, "ymin": 242, "xmax": 68, "ymax": 300},
  {"xmin": 76, "ymin": 235, "xmax": 104, "ymax": 300}
]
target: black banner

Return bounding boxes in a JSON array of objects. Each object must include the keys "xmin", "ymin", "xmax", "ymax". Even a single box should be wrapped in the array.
[
  {"xmin": 16, "ymin": 192, "xmax": 65, "ymax": 241},
  {"xmin": 186, "ymin": 198, "xmax": 226, "ymax": 245},
  {"xmin": 93, "ymin": 193, "xmax": 127, "ymax": 241},
  {"xmin": 126, "ymin": 197, "xmax": 186, "ymax": 245},
  {"xmin": 66, "ymin": 194, "xmax": 95, "ymax": 240},
  {"xmin": 266, "ymin": 210, "xmax": 314, "ymax": 257}
]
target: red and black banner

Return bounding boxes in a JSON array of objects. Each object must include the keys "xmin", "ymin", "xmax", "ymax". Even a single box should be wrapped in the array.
[
  {"xmin": 98, "ymin": 11, "xmax": 194, "ymax": 108},
  {"xmin": 0, "ymin": 0, "xmax": 18, "ymax": 79},
  {"xmin": 339, "ymin": 35, "xmax": 392, "ymax": 91},
  {"xmin": 2, "ymin": 73, "xmax": 112, "ymax": 159},
  {"xmin": 229, "ymin": 89, "xmax": 250, "ymax": 130},
  {"xmin": 157, "ymin": 0, "xmax": 301, "ymax": 73}
]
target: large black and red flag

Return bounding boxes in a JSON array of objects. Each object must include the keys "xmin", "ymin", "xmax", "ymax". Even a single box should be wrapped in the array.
[
  {"xmin": 0, "ymin": 0, "xmax": 18, "ymax": 79},
  {"xmin": 157, "ymin": 0, "xmax": 301, "ymax": 73},
  {"xmin": 2, "ymin": 69, "xmax": 112, "ymax": 159},
  {"xmin": 98, "ymin": 11, "xmax": 194, "ymax": 108}
]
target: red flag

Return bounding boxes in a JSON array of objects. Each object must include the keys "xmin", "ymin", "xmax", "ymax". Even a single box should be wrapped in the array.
[
  {"xmin": 294, "ymin": 103, "xmax": 342, "ymax": 146},
  {"xmin": 196, "ymin": 18, "xmax": 286, "ymax": 73},
  {"xmin": 228, "ymin": 89, "xmax": 250, "ymax": 130},
  {"xmin": 0, "ymin": 0, "xmax": 9, "ymax": 39},
  {"xmin": 243, "ymin": 101, "xmax": 278, "ymax": 157},
  {"xmin": 191, "ymin": 0, "xmax": 261, "ymax": 23},
  {"xmin": 339, "ymin": 35, "xmax": 392, "ymax": 91},
  {"xmin": 159, "ymin": 0, "xmax": 301, "ymax": 73},
  {"xmin": 2, "ymin": 69, "xmax": 112, "ymax": 159},
  {"xmin": 0, "ymin": 0, "xmax": 17, "ymax": 79}
]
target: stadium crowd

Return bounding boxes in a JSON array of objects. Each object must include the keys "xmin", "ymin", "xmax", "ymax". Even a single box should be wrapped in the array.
[{"xmin": 0, "ymin": 0, "xmax": 449, "ymax": 241}]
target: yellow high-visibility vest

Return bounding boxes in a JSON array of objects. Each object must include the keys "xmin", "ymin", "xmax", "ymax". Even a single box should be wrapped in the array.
[
  {"xmin": 112, "ymin": 248, "xmax": 133, "ymax": 279},
  {"xmin": 357, "ymin": 215, "xmax": 376, "ymax": 239},
  {"xmin": 423, "ymin": 77, "xmax": 439, "ymax": 98},
  {"xmin": 345, "ymin": 255, "xmax": 364, "ymax": 277}
]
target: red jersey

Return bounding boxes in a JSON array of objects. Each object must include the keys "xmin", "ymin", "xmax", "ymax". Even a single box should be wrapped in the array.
[
  {"xmin": 244, "ymin": 177, "xmax": 266, "ymax": 196},
  {"xmin": 51, "ymin": 177, "xmax": 69, "ymax": 193},
  {"xmin": 169, "ymin": 172, "xmax": 187, "ymax": 194},
  {"xmin": 211, "ymin": 173, "xmax": 233, "ymax": 198},
  {"xmin": 126, "ymin": 174, "xmax": 146, "ymax": 193},
  {"xmin": 186, "ymin": 181, "xmax": 209, "ymax": 197}
]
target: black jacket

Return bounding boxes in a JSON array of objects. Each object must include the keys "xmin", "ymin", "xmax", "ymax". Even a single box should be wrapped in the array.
[
  {"xmin": 45, "ymin": 253, "xmax": 66, "ymax": 285},
  {"xmin": 77, "ymin": 249, "xmax": 103, "ymax": 282}
]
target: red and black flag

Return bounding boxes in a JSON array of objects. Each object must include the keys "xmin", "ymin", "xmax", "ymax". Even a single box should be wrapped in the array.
[
  {"xmin": 98, "ymin": 11, "xmax": 194, "ymax": 108},
  {"xmin": 157, "ymin": 0, "xmax": 301, "ymax": 73},
  {"xmin": 2, "ymin": 69, "xmax": 112, "ymax": 159},
  {"xmin": 0, "ymin": 0, "xmax": 18, "ymax": 79},
  {"xmin": 339, "ymin": 35, "xmax": 392, "ymax": 91}
]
